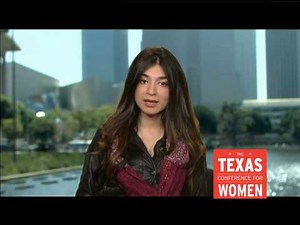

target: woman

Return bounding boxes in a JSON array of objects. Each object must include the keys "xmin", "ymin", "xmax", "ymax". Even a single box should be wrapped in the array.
[{"xmin": 76, "ymin": 47, "xmax": 209, "ymax": 196}]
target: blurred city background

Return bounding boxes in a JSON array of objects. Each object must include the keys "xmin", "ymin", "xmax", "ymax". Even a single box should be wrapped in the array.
[{"xmin": 0, "ymin": 30, "xmax": 299, "ymax": 196}]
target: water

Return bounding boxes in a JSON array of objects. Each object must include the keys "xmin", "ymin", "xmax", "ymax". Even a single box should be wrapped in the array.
[
  {"xmin": 1, "ymin": 150, "xmax": 299, "ymax": 196},
  {"xmin": 1, "ymin": 170, "xmax": 82, "ymax": 196}
]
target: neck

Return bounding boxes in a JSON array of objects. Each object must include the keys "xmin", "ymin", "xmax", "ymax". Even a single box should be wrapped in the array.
[{"xmin": 137, "ymin": 113, "xmax": 164, "ymax": 132}]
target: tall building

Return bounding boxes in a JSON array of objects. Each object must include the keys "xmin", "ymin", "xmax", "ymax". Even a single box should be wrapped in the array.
[
  {"xmin": 234, "ymin": 30, "xmax": 257, "ymax": 100},
  {"xmin": 142, "ymin": 30, "xmax": 257, "ymax": 109},
  {"xmin": 266, "ymin": 30, "xmax": 300, "ymax": 98},
  {"xmin": 82, "ymin": 30, "xmax": 128, "ymax": 83}
]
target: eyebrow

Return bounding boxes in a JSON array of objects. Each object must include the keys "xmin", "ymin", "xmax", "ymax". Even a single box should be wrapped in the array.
[{"xmin": 141, "ymin": 73, "xmax": 167, "ymax": 80}]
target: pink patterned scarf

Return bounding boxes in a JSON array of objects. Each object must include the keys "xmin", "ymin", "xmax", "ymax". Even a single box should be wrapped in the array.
[{"xmin": 111, "ymin": 139, "xmax": 189, "ymax": 196}]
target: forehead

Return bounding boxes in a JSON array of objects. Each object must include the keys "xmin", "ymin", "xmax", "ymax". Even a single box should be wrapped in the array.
[{"xmin": 142, "ymin": 64, "xmax": 167, "ymax": 79}]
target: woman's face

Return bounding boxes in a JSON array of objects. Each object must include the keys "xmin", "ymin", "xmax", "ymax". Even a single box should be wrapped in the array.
[{"xmin": 134, "ymin": 64, "xmax": 169, "ymax": 117}]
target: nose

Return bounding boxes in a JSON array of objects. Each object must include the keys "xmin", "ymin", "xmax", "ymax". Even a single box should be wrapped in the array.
[{"xmin": 147, "ymin": 82, "xmax": 157, "ymax": 95}]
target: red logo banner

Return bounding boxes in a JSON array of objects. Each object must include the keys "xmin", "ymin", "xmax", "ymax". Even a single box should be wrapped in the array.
[{"xmin": 213, "ymin": 149, "xmax": 267, "ymax": 199}]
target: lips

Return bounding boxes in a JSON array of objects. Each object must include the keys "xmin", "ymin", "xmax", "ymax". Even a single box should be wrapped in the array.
[
  {"xmin": 144, "ymin": 99, "xmax": 159, "ymax": 103},
  {"xmin": 144, "ymin": 99, "xmax": 159, "ymax": 108}
]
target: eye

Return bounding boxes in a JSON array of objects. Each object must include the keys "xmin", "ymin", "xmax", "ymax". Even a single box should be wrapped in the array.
[
  {"xmin": 139, "ymin": 79, "xmax": 147, "ymax": 84},
  {"xmin": 158, "ymin": 81, "xmax": 168, "ymax": 87}
]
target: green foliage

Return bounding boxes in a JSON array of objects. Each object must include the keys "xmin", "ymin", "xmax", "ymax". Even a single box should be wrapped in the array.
[
  {"xmin": 193, "ymin": 105, "xmax": 217, "ymax": 134},
  {"xmin": 281, "ymin": 109, "xmax": 300, "ymax": 143},
  {"xmin": 0, "ymin": 94, "xmax": 13, "ymax": 121},
  {"xmin": 1, "ymin": 117, "xmax": 24, "ymax": 140},
  {"xmin": 72, "ymin": 104, "xmax": 115, "ymax": 140},
  {"xmin": 94, "ymin": 104, "xmax": 115, "ymax": 127},
  {"xmin": 218, "ymin": 102, "xmax": 274, "ymax": 146},
  {"xmin": 58, "ymin": 110, "xmax": 80, "ymax": 142},
  {"xmin": 218, "ymin": 102, "xmax": 245, "ymax": 146},
  {"xmin": 29, "ymin": 114, "xmax": 56, "ymax": 143},
  {"xmin": 72, "ymin": 108, "xmax": 98, "ymax": 140},
  {"xmin": 0, "ymin": 152, "xmax": 85, "ymax": 177},
  {"xmin": 244, "ymin": 110, "xmax": 272, "ymax": 135}
]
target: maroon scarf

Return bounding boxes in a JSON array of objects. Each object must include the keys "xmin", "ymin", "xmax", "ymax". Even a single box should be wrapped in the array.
[{"xmin": 111, "ymin": 139, "xmax": 189, "ymax": 196}]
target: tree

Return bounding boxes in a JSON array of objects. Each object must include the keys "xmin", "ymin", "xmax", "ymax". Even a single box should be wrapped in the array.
[
  {"xmin": 218, "ymin": 102, "xmax": 247, "ymax": 146},
  {"xmin": 2, "ymin": 118, "xmax": 24, "ymax": 146},
  {"xmin": 0, "ymin": 94, "xmax": 13, "ymax": 126},
  {"xmin": 29, "ymin": 112, "xmax": 56, "ymax": 146},
  {"xmin": 72, "ymin": 108, "xmax": 99, "ymax": 141},
  {"xmin": 94, "ymin": 104, "xmax": 115, "ymax": 127},
  {"xmin": 72, "ymin": 105, "xmax": 115, "ymax": 141},
  {"xmin": 56, "ymin": 110, "xmax": 79, "ymax": 143},
  {"xmin": 281, "ymin": 109, "xmax": 300, "ymax": 144},
  {"xmin": 193, "ymin": 105, "xmax": 217, "ymax": 134},
  {"xmin": 0, "ymin": 95, "xmax": 34, "ymax": 133},
  {"xmin": 244, "ymin": 110, "xmax": 272, "ymax": 144}
]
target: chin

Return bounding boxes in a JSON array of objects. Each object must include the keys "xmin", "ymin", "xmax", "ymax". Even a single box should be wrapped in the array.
[{"xmin": 142, "ymin": 110, "xmax": 161, "ymax": 117}]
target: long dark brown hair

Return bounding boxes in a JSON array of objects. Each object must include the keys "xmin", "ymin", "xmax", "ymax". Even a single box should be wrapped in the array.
[{"xmin": 98, "ymin": 47, "xmax": 207, "ymax": 195}]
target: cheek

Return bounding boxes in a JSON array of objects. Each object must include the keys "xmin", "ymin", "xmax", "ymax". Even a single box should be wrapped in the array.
[
  {"xmin": 161, "ymin": 90, "xmax": 170, "ymax": 104},
  {"xmin": 134, "ymin": 91, "xmax": 139, "ymax": 103},
  {"xmin": 135, "ymin": 85, "xmax": 145, "ymax": 95},
  {"xmin": 134, "ymin": 86, "xmax": 143, "ymax": 102}
]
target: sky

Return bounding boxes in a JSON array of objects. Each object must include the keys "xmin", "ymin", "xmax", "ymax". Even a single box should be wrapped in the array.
[
  {"xmin": 6, "ymin": 29, "xmax": 266, "ymax": 99},
  {"xmin": 6, "ymin": 29, "xmax": 142, "ymax": 87}
]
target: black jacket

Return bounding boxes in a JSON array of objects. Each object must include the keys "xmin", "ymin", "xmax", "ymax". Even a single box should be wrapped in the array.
[{"xmin": 76, "ymin": 129, "xmax": 213, "ymax": 196}]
